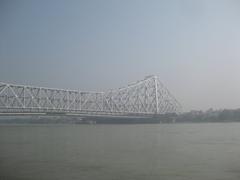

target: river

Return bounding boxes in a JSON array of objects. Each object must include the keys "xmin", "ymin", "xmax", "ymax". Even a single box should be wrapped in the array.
[{"xmin": 1, "ymin": 123, "xmax": 240, "ymax": 180}]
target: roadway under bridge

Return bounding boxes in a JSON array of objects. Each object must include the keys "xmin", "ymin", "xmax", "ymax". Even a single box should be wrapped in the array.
[{"xmin": 0, "ymin": 75, "xmax": 181, "ymax": 118}]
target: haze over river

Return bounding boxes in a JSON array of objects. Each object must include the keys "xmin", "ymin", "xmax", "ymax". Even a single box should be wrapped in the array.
[{"xmin": 1, "ymin": 123, "xmax": 240, "ymax": 180}]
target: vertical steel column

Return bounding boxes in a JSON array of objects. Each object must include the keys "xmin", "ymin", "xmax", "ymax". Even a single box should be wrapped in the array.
[
  {"xmin": 102, "ymin": 92, "xmax": 104, "ymax": 111},
  {"xmin": 6, "ymin": 85, "xmax": 9, "ymax": 108},
  {"xmin": 23, "ymin": 86, "xmax": 25, "ymax": 108},
  {"xmin": 144, "ymin": 85, "xmax": 147, "ymax": 112},
  {"xmin": 154, "ymin": 76, "xmax": 159, "ymax": 114},
  {"xmin": 67, "ymin": 90, "xmax": 69, "ymax": 111},
  {"xmin": 79, "ymin": 91, "xmax": 81, "ymax": 111}
]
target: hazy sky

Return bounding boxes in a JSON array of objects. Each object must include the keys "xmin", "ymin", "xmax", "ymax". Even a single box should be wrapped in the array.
[{"xmin": 1, "ymin": 0, "xmax": 240, "ymax": 111}]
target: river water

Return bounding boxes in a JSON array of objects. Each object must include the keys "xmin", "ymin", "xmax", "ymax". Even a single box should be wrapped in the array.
[{"xmin": 1, "ymin": 123, "xmax": 240, "ymax": 180}]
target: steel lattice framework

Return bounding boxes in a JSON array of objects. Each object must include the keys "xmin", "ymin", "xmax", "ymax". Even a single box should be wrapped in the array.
[{"xmin": 0, "ymin": 76, "xmax": 181, "ymax": 116}]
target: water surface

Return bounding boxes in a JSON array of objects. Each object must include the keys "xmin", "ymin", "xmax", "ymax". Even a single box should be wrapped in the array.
[{"xmin": 1, "ymin": 123, "xmax": 240, "ymax": 180}]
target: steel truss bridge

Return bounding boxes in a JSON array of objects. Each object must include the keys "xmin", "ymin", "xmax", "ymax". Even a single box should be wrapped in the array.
[{"xmin": 0, "ymin": 76, "xmax": 181, "ymax": 117}]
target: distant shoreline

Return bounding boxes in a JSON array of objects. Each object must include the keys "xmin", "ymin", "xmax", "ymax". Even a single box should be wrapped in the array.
[{"xmin": 0, "ymin": 108, "xmax": 240, "ymax": 124}]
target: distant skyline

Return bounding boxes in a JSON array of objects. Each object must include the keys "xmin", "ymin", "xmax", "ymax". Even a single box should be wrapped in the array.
[{"xmin": 1, "ymin": 0, "xmax": 240, "ymax": 111}]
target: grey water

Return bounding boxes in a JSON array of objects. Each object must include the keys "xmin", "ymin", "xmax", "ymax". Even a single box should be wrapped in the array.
[{"xmin": 1, "ymin": 123, "xmax": 240, "ymax": 180}]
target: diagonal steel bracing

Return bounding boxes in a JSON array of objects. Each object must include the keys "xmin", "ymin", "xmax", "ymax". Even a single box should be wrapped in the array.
[{"xmin": 0, "ymin": 76, "xmax": 181, "ymax": 115}]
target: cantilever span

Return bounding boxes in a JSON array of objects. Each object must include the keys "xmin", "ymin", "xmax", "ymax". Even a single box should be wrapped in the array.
[{"xmin": 0, "ymin": 76, "xmax": 181, "ymax": 117}]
